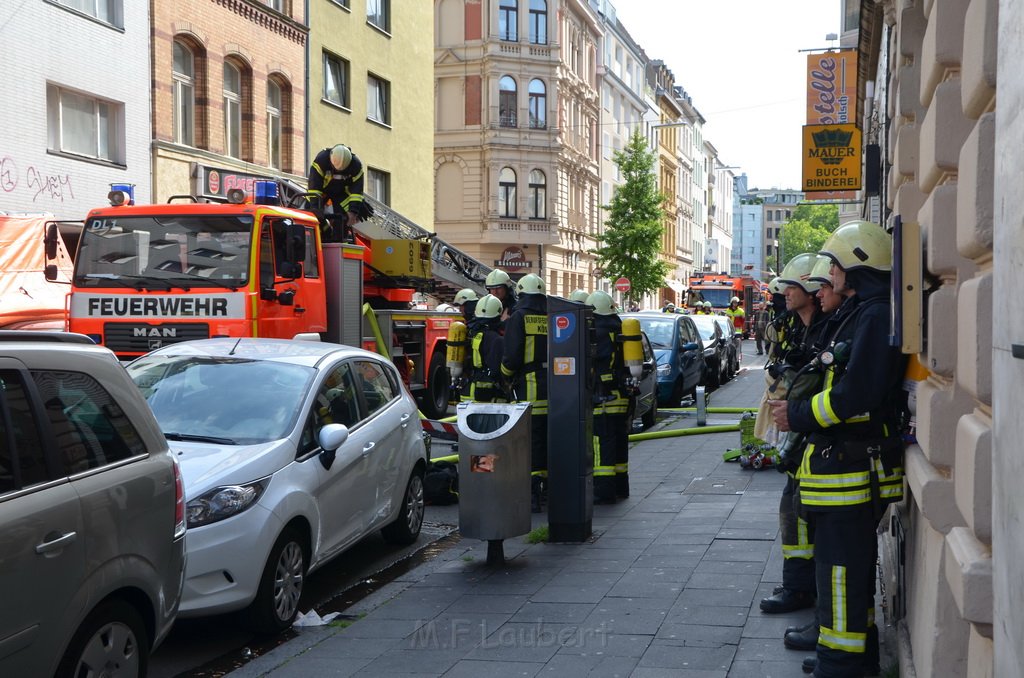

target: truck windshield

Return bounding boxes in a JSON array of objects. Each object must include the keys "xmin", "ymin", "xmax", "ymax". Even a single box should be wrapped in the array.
[
  {"xmin": 74, "ymin": 215, "xmax": 253, "ymax": 289},
  {"xmin": 695, "ymin": 288, "xmax": 735, "ymax": 308}
]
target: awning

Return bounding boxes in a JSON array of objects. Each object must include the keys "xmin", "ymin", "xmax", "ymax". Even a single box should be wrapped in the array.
[{"xmin": 664, "ymin": 279, "xmax": 685, "ymax": 293}]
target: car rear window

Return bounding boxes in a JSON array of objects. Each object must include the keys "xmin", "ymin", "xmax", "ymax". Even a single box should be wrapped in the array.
[{"xmin": 0, "ymin": 370, "xmax": 49, "ymax": 493}]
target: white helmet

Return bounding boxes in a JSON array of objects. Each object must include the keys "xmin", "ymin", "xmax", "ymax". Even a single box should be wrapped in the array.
[
  {"xmin": 454, "ymin": 288, "xmax": 479, "ymax": 305},
  {"xmin": 516, "ymin": 273, "xmax": 545, "ymax": 295},
  {"xmin": 485, "ymin": 268, "xmax": 512, "ymax": 290},
  {"xmin": 586, "ymin": 290, "xmax": 617, "ymax": 316},
  {"xmin": 330, "ymin": 144, "xmax": 353, "ymax": 171},
  {"xmin": 730, "ymin": 296, "xmax": 740, "ymax": 304},
  {"xmin": 475, "ymin": 294, "xmax": 503, "ymax": 319},
  {"xmin": 702, "ymin": 301, "xmax": 712, "ymax": 308},
  {"xmin": 569, "ymin": 289, "xmax": 590, "ymax": 303}
]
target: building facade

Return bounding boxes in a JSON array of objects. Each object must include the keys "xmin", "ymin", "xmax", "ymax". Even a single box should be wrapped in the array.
[
  {"xmin": 0, "ymin": 1, "xmax": 150, "ymax": 219},
  {"xmin": 309, "ymin": 0, "xmax": 434, "ymax": 228},
  {"xmin": 434, "ymin": 0, "xmax": 602, "ymax": 294},
  {"xmin": 674, "ymin": 88, "xmax": 703, "ymax": 289},
  {"xmin": 648, "ymin": 61, "xmax": 684, "ymax": 305},
  {"xmin": 151, "ymin": 0, "xmax": 307, "ymax": 203}
]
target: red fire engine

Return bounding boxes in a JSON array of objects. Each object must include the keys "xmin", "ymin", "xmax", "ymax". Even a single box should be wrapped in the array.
[{"xmin": 686, "ymin": 273, "xmax": 762, "ymax": 335}]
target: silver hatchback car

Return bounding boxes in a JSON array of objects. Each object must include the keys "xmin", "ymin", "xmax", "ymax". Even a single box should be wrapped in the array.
[{"xmin": 0, "ymin": 332, "xmax": 186, "ymax": 678}]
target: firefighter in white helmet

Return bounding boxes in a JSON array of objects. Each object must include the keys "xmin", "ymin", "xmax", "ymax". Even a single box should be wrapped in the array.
[
  {"xmin": 724, "ymin": 296, "xmax": 745, "ymax": 336},
  {"xmin": 453, "ymin": 288, "xmax": 479, "ymax": 323},
  {"xmin": 307, "ymin": 144, "xmax": 374, "ymax": 240},
  {"xmin": 587, "ymin": 290, "xmax": 632, "ymax": 503},
  {"xmin": 484, "ymin": 268, "xmax": 518, "ymax": 320},
  {"xmin": 461, "ymin": 294, "xmax": 507, "ymax": 403}
]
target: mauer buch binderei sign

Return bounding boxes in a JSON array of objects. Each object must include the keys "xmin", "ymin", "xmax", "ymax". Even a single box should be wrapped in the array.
[{"xmin": 801, "ymin": 123, "xmax": 862, "ymax": 192}]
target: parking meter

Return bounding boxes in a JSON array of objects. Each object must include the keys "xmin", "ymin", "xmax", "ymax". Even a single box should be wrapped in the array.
[{"xmin": 546, "ymin": 296, "xmax": 595, "ymax": 542}]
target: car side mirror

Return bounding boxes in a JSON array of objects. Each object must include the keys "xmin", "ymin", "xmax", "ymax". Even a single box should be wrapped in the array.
[
  {"xmin": 44, "ymin": 222, "xmax": 59, "ymax": 260},
  {"xmin": 319, "ymin": 423, "xmax": 349, "ymax": 452},
  {"xmin": 44, "ymin": 264, "xmax": 59, "ymax": 281},
  {"xmin": 682, "ymin": 342, "xmax": 699, "ymax": 352}
]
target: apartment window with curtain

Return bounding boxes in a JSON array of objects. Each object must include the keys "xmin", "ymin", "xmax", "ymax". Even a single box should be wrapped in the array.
[
  {"xmin": 267, "ymin": 80, "xmax": 282, "ymax": 170},
  {"xmin": 223, "ymin": 62, "xmax": 242, "ymax": 158},
  {"xmin": 499, "ymin": 167, "xmax": 517, "ymax": 218},
  {"xmin": 323, "ymin": 52, "xmax": 350, "ymax": 108},
  {"xmin": 499, "ymin": 0, "xmax": 518, "ymax": 41},
  {"xmin": 172, "ymin": 41, "xmax": 195, "ymax": 146},
  {"xmin": 366, "ymin": 168, "xmax": 390, "ymax": 205},
  {"xmin": 56, "ymin": 0, "xmax": 122, "ymax": 27},
  {"xmin": 528, "ymin": 170, "xmax": 546, "ymax": 219},
  {"xmin": 528, "ymin": 79, "xmax": 546, "ymax": 128},
  {"xmin": 367, "ymin": 0, "xmax": 389, "ymax": 32},
  {"xmin": 367, "ymin": 74, "xmax": 390, "ymax": 125},
  {"xmin": 46, "ymin": 84, "xmax": 125, "ymax": 164},
  {"xmin": 528, "ymin": 0, "xmax": 546, "ymax": 44},
  {"xmin": 265, "ymin": 0, "xmax": 283, "ymax": 10},
  {"xmin": 499, "ymin": 76, "xmax": 517, "ymax": 127}
]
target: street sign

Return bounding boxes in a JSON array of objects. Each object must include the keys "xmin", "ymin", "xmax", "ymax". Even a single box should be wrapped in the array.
[
  {"xmin": 802, "ymin": 123, "xmax": 862, "ymax": 192},
  {"xmin": 614, "ymin": 277, "xmax": 631, "ymax": 293}
]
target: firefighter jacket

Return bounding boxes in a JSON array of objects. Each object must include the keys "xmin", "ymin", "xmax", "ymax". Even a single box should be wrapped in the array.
[
  {"xmin": 500, "ymin": 293, "xmax": 548, "ymax": 413},
  {"xmin": 724, "ymin": 305, "xmax": 745, "ymax": 334},
  {"xmin": 787, "ymin": 284, "xmax": 907, "ymax": 512},
  {"xmin": 593, "ymin": 314, "xmax": 630, "ymax": 415},
  {"xmin": 463, "ymin": 317, "xmax": 506, "ymax": 403},
  {"xmin": 308, "ymin": 147, "xmax": 366, "ymax": 214}
]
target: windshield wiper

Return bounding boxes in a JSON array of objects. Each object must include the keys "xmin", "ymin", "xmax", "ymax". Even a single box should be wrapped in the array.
[
  {"xmin": 650, "ymin": 342, "xmax": 669, "ymax": 349},
  {"xmin": 164, "ymin": 432, "xmax": 238, "ymax": 445},
  {"xmin": 161, "ymin": 274, "xmax": 241, "ymax": 291},
  {"xmin": 81, "ymin": 273, "xmax": 173, "ymax": 290}
]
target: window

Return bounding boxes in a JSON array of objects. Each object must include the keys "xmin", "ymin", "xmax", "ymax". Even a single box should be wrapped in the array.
[
  {"xmin": 785, "ymin": 210, "xmax": 791, "ymax": 219},
  {"xmin": 312, "ymin": 363, "xmax": 360, "ymax": 432},
  {"xmin": 499, "ymin": 0, "xmax": 518, "ymax": 41},
  {"xmin": 354, "ymin": 360, "xmax": 397, "ymax": 418},
  {"xmin": 0, "ymin": 370, "xmax": 48, "ymax": 493},
  {"xmin": 46, "ymin": 85, "xmax": 124, "ymax": 164},
  {"xmin": 767, "ymin": 244, "xmax": 774, "ymax": 257},
  {"xmin": 499, "ymin": 76, "xmax": 517, "ymax": 127},
  {"xmin": 528, "ymin": 79, "xmax": 546, "ymax": 129},
  {"xmin": 528, "ymin": 169, "xmax": 546, "ymax": 219},
  {"xmin": 267, "ymin": 80, "xmax": 282, "ymax": 170},
  {"xmin": 498, "ymin": 167, "xmax": 517, "ymax": 218},
  {"xmin": 56, "ymin": 0, "xmax": 121, "ymax": 27},
  {"xmin": 367, "ymin": 0, "xmax": 389, "ymax": 32},
  {"xmin": 172, "ymin": 41, "xmax": 195, "ymax": 146},
  {"xmin": 223, "ymin": 62, "xmax": 242, "ymax": 159},
  {"xmin": 766, "ymin": 211, "xmax": 773, "ymax": 222},
  {"xmin": 366, "ymin": 168, "xmax": 390, "ymax": 205},
  {"xmin": 775, "ymin": 209, "xmax": 782, "ymax": 221},
  {"xmin": 265, "ymin": 0, "xmax": 283, "ymax": 10},
  {"xmin": 367, "ymin": 74, "xmax": 390, "ymax": 125},
  {"xmin": 528, "ymin": 0, "xmax": 546, "ymax": 44},
  {"xmin": 766, "ymin": 228, "xmax": 773, "ymax": 239},
  {"xmin": 323, "ymin": 52, "xmax": 350, "ymax": 108}
]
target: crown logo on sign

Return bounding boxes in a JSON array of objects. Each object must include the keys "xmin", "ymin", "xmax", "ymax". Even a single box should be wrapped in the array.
[{"xmin": 811, "ymin": 128, "xmax": 853, "ymax": 165}]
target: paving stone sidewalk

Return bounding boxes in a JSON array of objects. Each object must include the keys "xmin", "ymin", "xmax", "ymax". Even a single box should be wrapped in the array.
[{"xmin": 229, "ymin": 342, "xmax": 892, "ymax": 677}]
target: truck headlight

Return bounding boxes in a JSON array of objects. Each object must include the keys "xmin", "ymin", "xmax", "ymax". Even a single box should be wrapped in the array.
[{"xmin": 186, "ymin": 478, "xmax": 270, "ymax": 527}]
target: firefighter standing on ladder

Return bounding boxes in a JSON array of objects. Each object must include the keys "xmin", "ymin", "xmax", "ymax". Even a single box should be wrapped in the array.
[{"xmin": 307, "ymin": 144, "xmax": 374, "ymax": 241}]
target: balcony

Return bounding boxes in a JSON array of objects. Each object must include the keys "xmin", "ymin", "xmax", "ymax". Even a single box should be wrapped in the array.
[{"xmin": 483, "ymin": 219, "xmax": 559, "ymax": 245}]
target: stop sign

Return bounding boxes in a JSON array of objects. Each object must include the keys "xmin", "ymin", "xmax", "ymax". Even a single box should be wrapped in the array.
[{"xmin": 614, "ymin": 277, "xmax": 631, "ymax": 293}]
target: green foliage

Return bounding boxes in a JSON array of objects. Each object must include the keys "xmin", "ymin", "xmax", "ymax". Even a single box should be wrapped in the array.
[
  {"xmin": 592, "ymin": 130, "xmax": 671, "ymax": 302},
  {"xmin": 525, "ymin": 525, "xmax": 549, "ymax": 544},
  {"xmin": 780, "ymin": 203, "xmax": 839, "ymax": 267}
]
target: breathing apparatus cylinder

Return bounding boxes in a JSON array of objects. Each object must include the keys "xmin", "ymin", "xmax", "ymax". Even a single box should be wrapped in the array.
[
  {"xmin": 621, "ymin": 318, "xmax": 644, "ymax": 384},
  {"xmin": 446, "ymin": 321, "xmax": 468, "ymax": 380}
]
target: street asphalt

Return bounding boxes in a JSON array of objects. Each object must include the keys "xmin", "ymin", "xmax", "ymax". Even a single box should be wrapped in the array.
[{"xmin": 227, "ymin": 340, "xmax": 893, "ymax": 677}]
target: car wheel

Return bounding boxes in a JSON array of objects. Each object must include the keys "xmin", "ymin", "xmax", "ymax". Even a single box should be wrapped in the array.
[
  {"xmin": 57, "ymin": 599, "xmax": 149, "ymax": 678},
  {"xmin": 641, "ymin": 397, "xmax": 658, "ymax": 430},
  {"xmin": 382, "ymin": 468, "xmax": 425, "ymax": 545},
  {"xmin": 418, "ymin": 350, "xmax": 450, "ymax": 419},
  {"xmin": 721, "ymin": 357, "xmax": 732, "ymax": 383},
  {"xmin": 249, "ymin": 527, "xmax": 307, "ymax": 635},
  {"xmin": 707, "ymin": 361, "xmax": 721, "ymax": 389}
]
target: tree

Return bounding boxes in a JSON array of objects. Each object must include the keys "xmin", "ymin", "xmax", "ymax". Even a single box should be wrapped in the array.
[
  {"xmin": 779, "ymin": 203, "xmax": 839, "ymax": 267},
  {"xmin": 591, "ymin": 130, "xmax": 671, "ymax": 304}
]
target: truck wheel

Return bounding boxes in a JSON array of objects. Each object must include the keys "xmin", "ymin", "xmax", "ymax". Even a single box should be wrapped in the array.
[
  {"xmin": 57, "ymin": 599, "xmax": 149, "ymax": 678},
  {"xmin": 418, "ymin": 350, "xmax": 450, "ymax": 419},
  {"xmin": 382, "ymin": 468, "xmax": 425, "ymax": 545}
]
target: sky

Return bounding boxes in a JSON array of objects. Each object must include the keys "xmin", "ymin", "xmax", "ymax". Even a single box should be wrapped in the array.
[{"xmin": 611, "ymin": 0, "xmax": 842, "ymax": 191}]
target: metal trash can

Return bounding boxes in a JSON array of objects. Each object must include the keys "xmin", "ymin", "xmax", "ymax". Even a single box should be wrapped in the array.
[{"xmin": 457, "ymin": 402, "xmax": 532, "ymax": 563}]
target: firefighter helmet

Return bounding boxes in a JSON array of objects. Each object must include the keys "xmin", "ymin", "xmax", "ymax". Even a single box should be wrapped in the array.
[
  {"xmin": 819, "ymin": 220, "xmax": 892, "ymax": 272},
  {"xmin": 330, "ymin": 145, "xmax": 353, "ymax": 171},
  {"xmin": 569, "ymin": 289, "xmax": 590, "ymax": 303},
  {"xmin": 730, "ymin": 296, "xmax": 740, "ymax": 304},
  {"xmin": 485, "ymin": 268, "xmax": 512, "ymax": 290},
  {"xmin": 778, "ymin": 253, "xmax": 823, "ymax": 294},
  {"xmin": 808, "ymin": 255, "xmax": 833, "ymax": 286},
  {"xmin": 703, "ymin": 301, "xmax": 713, "ymax": 308},
  {"xmin": 454, "ymin": 288, "xmax": 479, "ymax": 305},
  {"xmin": 767, "ymin": 277, "xmax": 784, "ymax": 295},
  {"xmin": 516, "ymin": 273, "xmax": 545, "ymax": 295},
  {"xmin": 586, "ymin": 290, "xmax": 617, "ymax": 316},
  {"xmin": 475, "ymin": 294, "xmax": 503, "ymax": 319}
]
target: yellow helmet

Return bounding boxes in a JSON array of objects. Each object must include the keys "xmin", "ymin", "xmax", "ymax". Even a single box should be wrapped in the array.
[
  {"xmin": 485, "ymin": 268, "xmax": 512, "ymax": 289},
  {"xmin": 516, "ymin": 273, "xmax": 545, "ymax": 295},
  {"xmin": 569, "ymin": 289, "xmax": 590, "ymax": 303},
  {"xmin": 454, "ymin": 288, "xmax": 479, "ymax": 305},
  {"xmin": 475, "ymin": 294, "xmax": 503, "ymax": 319},
  {"xmin": 330, "ymin": 144, "xmax": 353, "ymax": 171},
  {"xmin": 767, "ymin": 277, "xmax": 785, "ymax": 295},
  {"xmin": 807, "ymin": 255, "xmax": 833, "ymax": 286},
  {"xmin": 586, "ymin": 290, "xmax": 617, "ymax": 316},
  {"xmin": 778, "ymin": 253, "xmax": 823, "ymax": 293},
  {"xmin": 819, "ymin": 220, "xmax": 892, "ymax": 272}
]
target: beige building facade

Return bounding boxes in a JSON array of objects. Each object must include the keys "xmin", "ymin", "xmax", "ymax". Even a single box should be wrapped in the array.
[{"xmin": 434, "ymin": 0, "xmax": 602, "ymax": 295}]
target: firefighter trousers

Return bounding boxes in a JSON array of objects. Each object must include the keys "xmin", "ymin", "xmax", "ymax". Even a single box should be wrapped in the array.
[
  {"xmin": 593, "ymin": 412, "xmax": 627, "ymax": 502},
  {"xmin": 780, "ymin": 475, "xmax": 815, "ymax": 593},
  {"xmin": 809, "ymin": 507, "xmax": 881, "ymax": 678}
]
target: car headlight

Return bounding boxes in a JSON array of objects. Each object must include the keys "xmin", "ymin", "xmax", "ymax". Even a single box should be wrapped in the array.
[
  {"xmin": 186, "ymin": 478, "xmax": 270, "ymax": 527},
  {"xmin": 657, "ymin": 363, "xmax": 671, "ymax": 376}
]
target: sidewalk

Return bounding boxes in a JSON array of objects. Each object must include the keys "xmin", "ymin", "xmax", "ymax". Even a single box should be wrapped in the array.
[{"xmin": 229, "ymin": 343, "xmax": 887, "ymax": 677}]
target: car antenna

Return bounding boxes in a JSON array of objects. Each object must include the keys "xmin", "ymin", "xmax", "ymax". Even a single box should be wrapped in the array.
[{"xmin": 228, "ymin": 337, "xmax": 242, "ymax": 355}]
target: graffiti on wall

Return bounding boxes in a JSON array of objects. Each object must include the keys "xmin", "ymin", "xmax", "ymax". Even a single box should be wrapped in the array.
[{"xmin": 1, "ymin": 155, "xmax": 76, "ymax": 203}]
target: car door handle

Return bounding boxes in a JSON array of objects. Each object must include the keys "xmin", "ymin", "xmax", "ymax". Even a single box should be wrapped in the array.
[
  {"xmin": 35, "ymin": 531, "xmax": 77, "ymax": 555},
  {"xmin": 361, "ymin": 442, "xmax": 376, "ymax": 456},
  {"xmin": 400, "ymin": 413, "xmax": 411, "ymax": 428}
]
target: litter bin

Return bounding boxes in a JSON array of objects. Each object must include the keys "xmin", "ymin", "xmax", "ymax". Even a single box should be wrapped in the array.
[{"xmin": 457, "ymin": 401, "xmax": 533, "ymax": 564}]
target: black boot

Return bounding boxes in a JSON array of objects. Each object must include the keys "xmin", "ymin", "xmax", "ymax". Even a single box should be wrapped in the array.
[
  {"xmin": 786, "ymin": 620, "xmax": 816, "ymax": 634},
  {"xmin": 801, "ymin": 656, "xmax": 880, "ymax": 677},
  {"xmin": 615, "ymin": 474, "xmax": 629, "ymax": 498},
  {"xmin": 784, "ymin": 623, "xmax": 819, "ymax": 651},
  {"xmin": 759, "ymin": 588, "xmax": 815, "ymax": 613}
]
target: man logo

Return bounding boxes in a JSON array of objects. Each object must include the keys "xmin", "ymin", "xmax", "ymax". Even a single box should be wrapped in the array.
[{"xmin": 133, "ymin": 327, "xmax": 178, "ymax": 338}]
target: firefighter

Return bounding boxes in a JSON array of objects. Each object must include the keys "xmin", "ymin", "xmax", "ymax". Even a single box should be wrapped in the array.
[
  {"xmin": 307, "ymin": 145, "xmax": 374, "ymax": 240},
  {"xmin": 485, "ymin": 268, "xmax": 518, "ymax": 320},
  {"xmin": 569, "ymin": 289, "xmax": 590, "ymax": 303},
  {"xmin": 453, "ymin": 288, "xmax": 479, "ymax": 323},
  {"xmin": 462, "ymin": 294, "xmax": 507, "ymax": 403},
  {"xmin": 500, "ymin": 273, "xmax": 548, "ymax": 512},
  {"xmin": 587, "ymin": 290, "xmax": 631, "ymax": 504},
  {"xmin": 810, "ymin": 255, "xmax": 844, "ymax": 314},
  {"xmin": 661, "ymin": 301, "xmax": 676, "ymax": 313},
  {"xmin": 768, "ymin": 221, "xmax": 906, "ymax": 678},
  {"xmin": 753, "ymin": 302, "xmax": 771, "ymax": 355},
  {"xmin": 724, "ymin": 296, "xmax": 746, "ymax": 336}
]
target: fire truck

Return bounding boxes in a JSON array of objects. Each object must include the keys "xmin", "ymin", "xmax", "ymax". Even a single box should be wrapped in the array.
[
  {"xmin": 686, "ymin": 273, "xmax": 762, "ymax": 335},
  {"xmin": 43, "ymin": 181, "xmax": 491, "ymax": 418}
]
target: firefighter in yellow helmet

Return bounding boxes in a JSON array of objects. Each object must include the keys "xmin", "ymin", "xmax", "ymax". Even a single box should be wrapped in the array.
[
  {"xmin": 500, "ymin": 273, "xmax": 548, "ymax": 512},
  {"xmin": 587, "ymin": 290, "xmax": 631, "ymax": 504},
  {"xmin": 460, "ymin": 294, "xmax": 507, "ymax": 403},
  {"xmin": 768, "ymin": 221, "xmax": 906, "ymax": 677}
]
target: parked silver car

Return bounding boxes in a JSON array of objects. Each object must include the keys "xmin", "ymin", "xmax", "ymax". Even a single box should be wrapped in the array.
[
  {"xmin": 127, "ymin": 338, "xmax": 428, "ymax": 633},
  {"xmin": 0, "ymin": 331, "xmax": 186, "ymax": 678}
]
